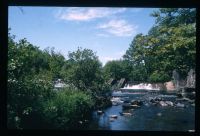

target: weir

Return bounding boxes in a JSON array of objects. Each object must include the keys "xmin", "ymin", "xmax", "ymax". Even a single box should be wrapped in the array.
[{"xmin": 122, "ymin": 83, "xmax": 161, "ymax": 90}]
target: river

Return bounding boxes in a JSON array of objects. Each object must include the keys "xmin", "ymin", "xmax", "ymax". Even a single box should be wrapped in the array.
[{"xmin": 83, "ymin": 89, "xmax": 195, "ymax": 131}]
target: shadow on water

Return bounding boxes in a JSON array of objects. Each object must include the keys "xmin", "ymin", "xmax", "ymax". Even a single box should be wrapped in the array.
[{"xmin": 85, "ymin": 89, "xmax": 195, "ymax": 131}]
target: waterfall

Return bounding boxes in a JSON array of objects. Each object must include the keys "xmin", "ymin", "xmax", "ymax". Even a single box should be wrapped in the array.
[{"xmin": 122, "ymin": 83, "xmax": 161, "ymax": 90}]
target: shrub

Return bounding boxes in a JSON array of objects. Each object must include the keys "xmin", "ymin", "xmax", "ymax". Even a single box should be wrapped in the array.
[{"xmin": 41, "ymin": 88, "xmax": 94, "ymax": 129}]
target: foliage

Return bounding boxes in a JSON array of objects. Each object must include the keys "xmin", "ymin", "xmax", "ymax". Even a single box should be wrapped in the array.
[
  {"xmin": 63, "ymin": 47, "xmax": 110, "ymax": 95},
  {"xmin": 149, "ymin": 70, "xmax": 171, "ymax": 83},
  {"xmin": 123, "ymin": 8, "xmax": 196, "ymax": 82},
  {"xmin": 7, "ymin": 32, "xmax": 111, "ymax": 129},
  {"xmin": 42, "ymin": 88, "xmax": 94, "ymax": 129},
  {"xmin": 103, "ymin": 60, "xmax": 130, "ymax": 81},
  {"xmin": 8, "ymin": 34, "xmax": 55, "ymax": 129}
]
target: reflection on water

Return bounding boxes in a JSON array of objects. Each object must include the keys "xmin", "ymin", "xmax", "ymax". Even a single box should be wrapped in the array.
[{"xmin": 86, "ymin": 90, "xmax": 195, "ymax": 131}]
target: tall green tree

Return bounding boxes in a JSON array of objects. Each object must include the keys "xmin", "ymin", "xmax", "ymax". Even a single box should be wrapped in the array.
[
  {"xmin": 150, "ymin": 8, "xmax": 196, "ymax": 78},
  {"xmin": 123, "ymin": 8, "xmax": 196, "ymax": 82},
  {"xmin": 65, "ymin": 47, "xmax": 109, "ymax": 95}
]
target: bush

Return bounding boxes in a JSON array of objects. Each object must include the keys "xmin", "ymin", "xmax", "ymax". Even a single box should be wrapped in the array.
[
  {"xmin": 7, "ymin": 72, "xmax": 56, "ymax": 129},
  {"xmin": 41, "ymin": 88, "xmax": 94, "ymax": 129}
]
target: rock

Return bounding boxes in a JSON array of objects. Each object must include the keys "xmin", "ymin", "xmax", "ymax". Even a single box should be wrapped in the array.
[
  {"xmin": 123, "ymin": 112, "xmax": 133, "ymax": 116},
  {"xmin": 155, "ymin": 97, "xmax": 162, "ymax": 102},
  {"xmin": 191, "ymin": 103, "xmax": 195, "ymax": 107},
  {"xmin": 110, "ymin": 115, "xmax": 118, "ymax": 118},
  {"xmin": 111, "ymin": 97, "xmax": 121, "ymax": 102},
  {"xmin": 145, "ymin": 103, "xmax": 149, "ymax": 106},
  {"xmin": 165, "ymin": 101, "xmax": 174, "ymax": 106},
  {"xmin": 150, "ymin": 97, "xmax": 162, "ymax": 104},
  {"xmin": 176, "ymin": 97, "xmax": 195, "ymax": 103},
  {"xmin": 188, "ymin": 130, "xmax": 195, "ymax": 132},
  {"xmin": 186, "ymin": 69, "xmax": 195, "ymax": 88},
  {"xmin": 112, "ymin": 102, "xmax": 119, "ymax": 106},
  {"xmin": 131, "ymin": 104, "xmax": 140, "ymax": 108},
  {"xmin": 177, "ymin": 93, "xmax": 183, "ymax": 98},
  {"xmin": 176, "ymin": 103, "xmax": 185, "ymax": 108},
  {"xmin": 157, "ymin": 113, "xmax": 162, "ymax": 116},
  {"xmin": 150, "ymin": 99, "xmax": 156, "ymax": 103},
  {"xmin": 84, "ymin": 119, "xmax": 89, "ymax": 123},
  {"xmin": 182, "ymin": 97, "xmax": 195, "ymax": 103},
  {"xmin": 120, "ymin": 112, "xmax": 133, "ymax": 116},
  {"xmin": 111, "ymin": 97, "xmax": 124, "ymax": 105},
  {"xmin": 185, "ymin": 93, "xmax": 196, "ymax": 100},
  {"xmin": 97, "ymin": 110, "xmax": 104, "ymax": 115},
  {"xmin": 131, "ymin": 100, "xmax": 143, "ymax": 106},
  {"xmin": 150, "ymin": 99, "xmax": 159, "ymax": 106},
  {"xmin": 184, "ymin": 87, "xmax": 195, "ymax": 93},
  {"xmin": 109, "ymin": 118, "xmax": 115, "ymax": 122},
  {"xmin": 79, "ymin": 121, "xmax": 83, "ymax": 124},
  {"xmin": 159, "ymin": 101, "xmax": 168, "ymax": 107}
]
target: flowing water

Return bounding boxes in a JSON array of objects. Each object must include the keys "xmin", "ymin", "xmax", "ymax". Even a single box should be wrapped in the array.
[{"xmin": 84, "ymin": 89, "xmax": 195, "ymax": 131}]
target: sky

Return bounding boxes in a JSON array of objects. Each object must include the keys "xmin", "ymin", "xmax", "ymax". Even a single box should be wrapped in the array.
[{"xmin": 9, "ymin": 7, "xmax": 157, "ymax": 66}]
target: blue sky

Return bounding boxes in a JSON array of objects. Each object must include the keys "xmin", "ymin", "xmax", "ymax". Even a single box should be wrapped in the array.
[{"xmin": 9, "ymin": 7, "xmax": 157, "ymax": 66}]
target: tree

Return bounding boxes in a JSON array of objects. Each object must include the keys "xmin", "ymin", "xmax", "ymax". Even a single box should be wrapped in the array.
[
  {"xmin": 123, "ymin": 34, "xmax": 150, "ymax": 81},
  {"xmin": 8, "ymin": 34, "xmax": 55, "ymax": 129},
  {"xmin": 123, "ymin": 8, "xmax": 196, "ymax": 82},
  {"xmin": 151, "ymin": 8, "xmax": 196, "ymax": 27},
  {"xmin": 150, "ymin": 8, "xmax": 196, "ymax": 78},
  {"xmin": 103, "ymin": 60, "xmax": 130, "ymax": 81},
  {"xmin": 7, "ymin": 33, "xmax": 100, "ymax": 129},
  {"xmin": 64, "ymin": 47, "xmax": 109, "ymax": 95}
]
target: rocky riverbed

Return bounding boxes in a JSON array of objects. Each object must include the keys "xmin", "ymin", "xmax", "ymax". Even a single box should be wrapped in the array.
[{"xmin": 84, "ymin": 89, "xmax": 195, "ymax": 131}]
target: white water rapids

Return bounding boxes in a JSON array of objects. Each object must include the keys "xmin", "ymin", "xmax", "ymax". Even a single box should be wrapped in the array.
[{"xmin": 122, "ymin": 83, "xmax": 161, "ymax": 90}]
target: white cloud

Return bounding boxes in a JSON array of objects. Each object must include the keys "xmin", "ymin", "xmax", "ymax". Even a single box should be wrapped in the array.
[
  {"xmin": 96, "ymin": 33, "xmax": 110, "ymax": 37},
  {"xmin": 97, "ymin": 19, "xmax": 138, "ymax": 37},
  {"xmin": 56, "ymin": 7, "xmax": 126, "ymax": 21}
]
